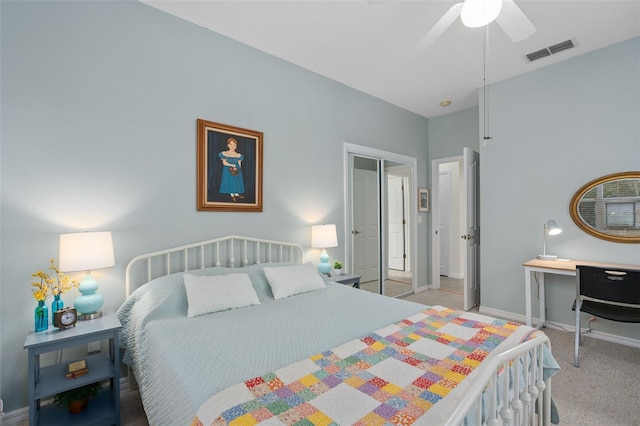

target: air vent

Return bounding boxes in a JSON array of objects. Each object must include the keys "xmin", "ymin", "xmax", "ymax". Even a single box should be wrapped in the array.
[
  {"xmin": 549, "ymin": 39, "xmax": 574, "ymax": 54},
  {"xmin": 525, "ymin": 39, "xmax": 576, "ymax": 62},
  {"xmin": 526, "ymin": 48, "xmax": 551, "ymax": 62}
]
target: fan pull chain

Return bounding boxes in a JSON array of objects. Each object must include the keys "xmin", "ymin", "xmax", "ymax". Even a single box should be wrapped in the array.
[{"xmin": 483, "ymin": 24, "xmax": 492, "ymax": 140}]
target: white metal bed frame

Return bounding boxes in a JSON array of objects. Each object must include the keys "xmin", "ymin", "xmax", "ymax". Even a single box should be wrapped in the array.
[{"xmin": 123, "ymin": 235, "xmax": 553, "ymax": 426}]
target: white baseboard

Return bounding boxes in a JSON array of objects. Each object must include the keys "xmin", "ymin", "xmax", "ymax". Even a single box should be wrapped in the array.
[
  {"xmin": 447, "ymin": 273, "xmax": 464, "ymax": 279},
  {"xmin": 3, "ymin": 377, "xmax": 130, "ymax": 426},
  {"xmin": 2, "ymin": 407, "xmax": 27, "ymax": 426},
  {"xmin": 478, "ymin": 305, "xmax": 527, "ymax": 323},
  {"xmin": 415, "ymin": 285, "xmax": 429, "ymax": 293},
  {"xmin": 478, "ymin": 305, "xmax": 640, "ymax": 349}
]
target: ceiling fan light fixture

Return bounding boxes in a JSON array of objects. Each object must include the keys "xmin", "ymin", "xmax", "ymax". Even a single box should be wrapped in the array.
[{"xmin": 460, "ymin": 0, "xmax": 503, "ymax": 28}]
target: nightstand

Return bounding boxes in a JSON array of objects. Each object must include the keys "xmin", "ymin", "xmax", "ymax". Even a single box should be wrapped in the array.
[
  {"xmin": 331, "ymin": 273, "xmax": 361, "ymax": 288},
  {"xmin": 24, "ymin": 312, "xmax": 121, "ymax": 426}
]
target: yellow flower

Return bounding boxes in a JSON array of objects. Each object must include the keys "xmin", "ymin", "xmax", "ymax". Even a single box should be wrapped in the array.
[
  {"xmin": 31, "ymin": 288, "xmax": 48, "ymax": 302},
  {"xmin": 30, "ymin": 259, "xmax": 78, "ymax": 301}
]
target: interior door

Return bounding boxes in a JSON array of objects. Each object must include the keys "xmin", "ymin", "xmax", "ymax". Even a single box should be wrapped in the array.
[
  {"xmin": 352, "ymin": 167, "xmax": 379, "ymax": 284},
  {"xmin": 387, "ymin": 175, "xmax": 405, "ymax": 271},
  {"xmin": 463, "ymin": 147, "xmax": 480, "ymax": 310}
]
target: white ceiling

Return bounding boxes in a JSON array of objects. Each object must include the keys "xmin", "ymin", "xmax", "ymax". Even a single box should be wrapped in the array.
[{"xmin": 141, "ymin": 0, "xmax": 640, "ymax": 118}]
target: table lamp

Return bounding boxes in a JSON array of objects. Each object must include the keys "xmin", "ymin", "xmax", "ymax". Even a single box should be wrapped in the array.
[
  {"xmin": 536, "ymin": 220, "xmax": 562, "ymax": 261},
  {"xmin": 59, "ymin": 231, "xmax": 115, "ymax": 320},
  {"xmin": 311, "ymin": 224, "xmax": 338, "ymax": 275}
]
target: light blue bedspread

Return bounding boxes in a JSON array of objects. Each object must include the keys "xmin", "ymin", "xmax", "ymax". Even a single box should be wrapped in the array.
[{"xmin": 117, "ymin": 264, "xmax": 427, "ymax": 426}]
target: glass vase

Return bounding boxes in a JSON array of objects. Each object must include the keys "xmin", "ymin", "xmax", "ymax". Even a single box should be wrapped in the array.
[
  {"xmin": 51, "ymin": 294, "xmax": 64, "ymax": 318},
  {"xmin": 35, "ymin": 300, "xmax": 48, "ymax": 332}
]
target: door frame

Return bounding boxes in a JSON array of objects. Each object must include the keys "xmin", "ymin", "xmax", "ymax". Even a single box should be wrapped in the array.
[
  {"xmin": 431, "ymin": 151, "xmax": 481, "ymax": 310},
  {"xmin": 344, "ymin": 143, "xmax": 418, "ymax": 294}
]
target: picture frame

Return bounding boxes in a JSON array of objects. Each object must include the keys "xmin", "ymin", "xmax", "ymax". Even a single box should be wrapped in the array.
[
  {"xmin": 418, "ymin": 188, "xmax": 429, "ymax": 212},
  {"xmin": 197, "ymin": 119, "xmax": 263, "ymax": 212}
]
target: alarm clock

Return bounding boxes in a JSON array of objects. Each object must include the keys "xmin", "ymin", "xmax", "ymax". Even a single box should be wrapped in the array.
[{"xmin": 53, "ymin": 307, "xmax": 78, "ymax": 330}]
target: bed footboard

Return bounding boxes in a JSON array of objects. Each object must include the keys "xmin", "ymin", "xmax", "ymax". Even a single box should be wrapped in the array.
[{"xmin": 448, "ymin": 332, "xmax": 553, "ymax": 426}]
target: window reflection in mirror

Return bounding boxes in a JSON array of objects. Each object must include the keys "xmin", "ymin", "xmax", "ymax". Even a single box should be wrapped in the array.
[{"xmin": 570, "ymin": 172, "xmax": 640, "ymax": 243}]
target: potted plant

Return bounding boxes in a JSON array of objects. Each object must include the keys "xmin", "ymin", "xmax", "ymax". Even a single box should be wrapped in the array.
[
  {"xmin": 333, "ymin": 260, "xmax": 344, "ymax": 276},
  {"xmin": 52, "ymin": 382, "xmax": 102, "ymax": 414}
]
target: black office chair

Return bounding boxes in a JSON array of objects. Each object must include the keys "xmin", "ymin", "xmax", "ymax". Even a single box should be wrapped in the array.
[{"xmin": 573, "ymin": 265, "xmax": 640, "ymax": 367}]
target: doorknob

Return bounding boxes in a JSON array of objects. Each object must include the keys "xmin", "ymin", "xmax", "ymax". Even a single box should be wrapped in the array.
[
  {"xmin": 461, "ymin": 234, "xmax": 474, "ymax": 240},
  {"xmin": 352, "ymin": 230, "xmax": 361, "ymax": 235}
]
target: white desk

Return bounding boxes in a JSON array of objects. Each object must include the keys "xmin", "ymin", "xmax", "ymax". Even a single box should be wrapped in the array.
[{"xmin": 523, "ymin": 258, "xmax": 640, "ymax": 328}]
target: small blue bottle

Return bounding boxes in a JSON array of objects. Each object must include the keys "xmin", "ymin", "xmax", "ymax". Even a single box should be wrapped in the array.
[{"xmin": 35, "ymin": 301, "xmax": 48, "ymax": 332}]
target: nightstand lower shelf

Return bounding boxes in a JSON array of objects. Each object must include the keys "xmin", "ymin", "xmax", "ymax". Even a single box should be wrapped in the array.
[{"xmin": 37, "ymin": 389, "xmax": 116, "ymax": 426}]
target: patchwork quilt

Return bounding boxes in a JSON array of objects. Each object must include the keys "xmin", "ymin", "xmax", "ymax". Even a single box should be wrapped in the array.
[{"xmin": 192, "ymin": 306, "xmax": 534, "ymax": 426}]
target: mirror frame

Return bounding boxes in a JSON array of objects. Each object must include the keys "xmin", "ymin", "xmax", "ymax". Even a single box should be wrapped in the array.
[{"xmin": 569, "ymin": 171, "xmax": 640, "ymax": 244}]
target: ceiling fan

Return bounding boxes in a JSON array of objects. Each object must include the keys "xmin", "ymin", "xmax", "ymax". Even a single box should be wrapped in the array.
[{"xmin": 419, "ymin": 0, "xmax": 536, "ymax": 50}]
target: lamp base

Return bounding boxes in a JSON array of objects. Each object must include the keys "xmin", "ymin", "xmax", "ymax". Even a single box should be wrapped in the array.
[
  {"xmin": 74, "ymin": 273, "xmax": 104, "ymax": 319},
  {"xmin": 317, "ymin": 249, "xmax": 332, "ymax": 275},
  {"xmin": 78, "ymin": 310, "xmax": 102, "ymax": 321},
  {"xmin": 536, "ymin": 254, "xmax": 558, "ymax": 261}
]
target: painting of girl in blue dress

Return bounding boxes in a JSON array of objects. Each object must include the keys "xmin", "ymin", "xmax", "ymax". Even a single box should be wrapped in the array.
[
  {"xmin": 197, "ymin": 118, "xmax": 262, "ymax": 212},
  {"xmin": 218, "ymin": 137, "xmax": 245, "ymax": 202}
]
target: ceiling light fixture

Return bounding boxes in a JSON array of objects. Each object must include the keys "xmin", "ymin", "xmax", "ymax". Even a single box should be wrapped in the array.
[
  {"xmin": 460, "ymin": 0, "xmax": 503, "ymax": 28},
  {"xmin": 440, "ymin": 100, "xmax": 452, "ymax": 107}
]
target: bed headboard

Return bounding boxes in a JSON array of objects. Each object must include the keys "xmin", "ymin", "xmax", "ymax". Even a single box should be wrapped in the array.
[{"xmin": 125, "ymin": 235, "xmax": 304, "ymax": 297}]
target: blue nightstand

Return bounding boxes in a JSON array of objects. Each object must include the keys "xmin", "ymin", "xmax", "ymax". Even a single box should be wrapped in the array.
[
  {"xmin": 24, "ymin": 312, "xmax": 121, "ymax": 426},
  {"xmin": 331, "ymin": 273, "xmax": 361, "ymax": 289}
]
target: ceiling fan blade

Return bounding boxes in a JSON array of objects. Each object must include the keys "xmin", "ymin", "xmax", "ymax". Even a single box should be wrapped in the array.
[
  {"xmin": 418, "ymin": 2, "xmax": 463, "ymax": 51},
  {"xmin": 496, "ymin": 0, "xmax": 536, "ymax": 42}
]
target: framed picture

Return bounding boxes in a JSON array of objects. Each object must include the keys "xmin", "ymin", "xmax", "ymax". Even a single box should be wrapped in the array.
[
  {"xmin": 418, "ymin": 188, "xmax": 429, "ymax": 212},
  {"xmin": 197, "ymin": 119, "xmax": 263, "ymax": 212}
]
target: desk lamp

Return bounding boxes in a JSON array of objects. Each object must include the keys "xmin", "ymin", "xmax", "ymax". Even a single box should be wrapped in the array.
[
  {"xmin": 311, "ymin": 224, "xmax": 338, "ymax": 275},
  {"xmin": 536, "ymin": 220, "xmax": 562, "ymax": 261},
  {"xmin": 59, "ymin": 231, "xmax": 115, "ymax": 320}
]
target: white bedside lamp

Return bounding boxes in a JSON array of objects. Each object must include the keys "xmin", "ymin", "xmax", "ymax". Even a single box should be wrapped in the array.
[
  {"xmin": 59, "ymin": 231, "xmax": 115, "ymax": 320},
  {"xmin": 311, "ymin": 224, "xmax": 338, "ymax": 275},
  {"xmin": 537, "ymin": 220, "xmax": 562, "ymax": 261}
]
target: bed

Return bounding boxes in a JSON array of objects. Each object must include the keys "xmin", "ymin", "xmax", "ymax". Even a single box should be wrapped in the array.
[{"xmin": 117, "ymin": 235, "xmax": 558, "ymax": 425}]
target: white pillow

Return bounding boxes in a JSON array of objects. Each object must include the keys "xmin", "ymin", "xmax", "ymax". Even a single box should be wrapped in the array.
[
  {"xmin": 263, "ymin": 262, "xmax": 326, "ymax": 299},
  {"xmin": 183, "ymin": 273, "xmax": 260, "ymax": 318}
]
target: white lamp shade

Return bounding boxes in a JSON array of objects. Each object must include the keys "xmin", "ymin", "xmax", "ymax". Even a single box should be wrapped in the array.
[
  {"xmin": 311, "ymin": 224, "xmax": 338, "ymax": 249},
  {"xmin": 546, "ymin": 220, "xmax": 562, "ymax": 236},
  {"xmin": 59, "ymin": 231, "xmax": 115, "ymax": 272},
  {"xmin": 460, "ymin": 0, "xmax": 503, "ymax": 28}
]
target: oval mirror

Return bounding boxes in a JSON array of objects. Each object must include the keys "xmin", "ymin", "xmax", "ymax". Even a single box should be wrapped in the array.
[{"xmin": 570, "ymin": 171, "xmax": 640, "ymax": 243}]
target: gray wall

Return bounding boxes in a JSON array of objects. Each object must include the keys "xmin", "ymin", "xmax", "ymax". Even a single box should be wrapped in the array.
[
  {"xmin": 0, "ymin": 1, "xmax": 429, "ymax": 411},
  {"xmin": 428, "ymin": 106, "xmax": 480, "ymax": 160},
  {"xmin": 480, "ymin": 37, "xmax": 640, "ymax": 335}
]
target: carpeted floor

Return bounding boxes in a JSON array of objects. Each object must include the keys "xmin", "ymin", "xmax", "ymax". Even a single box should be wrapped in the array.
[{"xmin": 116, "ymin": 289, "xmax": 640, "ymax": 425}]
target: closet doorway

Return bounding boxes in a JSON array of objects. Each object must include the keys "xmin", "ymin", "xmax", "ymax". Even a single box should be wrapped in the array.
[{"xmin": 344, "ymin": 144, "xmax": 417, "ymax": 298}]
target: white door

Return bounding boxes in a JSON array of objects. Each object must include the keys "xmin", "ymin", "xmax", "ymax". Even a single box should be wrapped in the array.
[
  {"xmin": 353, "ymin": 168, "xmax": 379, "ymax": 283},
  {"xmin": 463, "ymin": 147, "xmax": 480, "ymax": 310},
  {"xmin": 439, "ymin": 171, "xmax": 451, "ymax": 276},
  {"xmin": 388, "ymin": 175, "xmax": 405, "ymax": 271}
]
